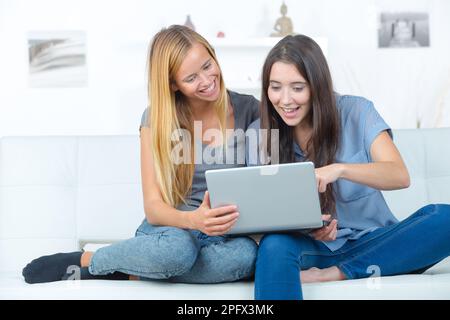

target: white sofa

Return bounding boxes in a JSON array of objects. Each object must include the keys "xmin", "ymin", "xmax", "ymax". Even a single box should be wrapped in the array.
[{"xmin": 1, "ymin": 129, "xmax": 450, "ymax": 300}]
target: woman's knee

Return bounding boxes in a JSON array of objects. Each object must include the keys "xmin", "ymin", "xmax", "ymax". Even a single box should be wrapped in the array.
[
  {"xmin": 233, "ymin": 237, "xmax": 258, "ymax": 274},
  {"xmin": 215, "ymin": 237, "xmax": 258, "ymax": 281},
  {"xmin": 161, "ymin": 229, "xmax": 199, "ymax": 275},
  {"xmin": 421, "ymin": 204, "xmax": 450, "ymax": 222},
  {"xmin": 430, "ymin": 204, "xmax": 450, "ymax": 228},
  {"xmin": 434, "ymin": 204, "xmax": 450, "ymax": 216},
  {"xmin": 138, "ymin": 227, "xmax": 199, "ymax": 277},
  {"xmin": 258, "ymin": 233, "xmax": 302, "ymax": 259}
]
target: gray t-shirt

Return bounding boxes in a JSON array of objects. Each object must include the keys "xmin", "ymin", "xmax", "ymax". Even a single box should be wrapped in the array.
[{"xmin": 140, "ymin": 90, "xmax": 260, "ymax": 211}]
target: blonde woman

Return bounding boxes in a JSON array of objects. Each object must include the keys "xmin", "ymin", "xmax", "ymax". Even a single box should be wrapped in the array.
[{"xmin": 23, "ymin": 25, "xmax": 259, "ymax": 284}]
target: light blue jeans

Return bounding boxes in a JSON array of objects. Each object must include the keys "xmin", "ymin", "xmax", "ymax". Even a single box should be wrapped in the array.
[{"xmin": 88, "ymin": 219, "xmax": 258, "ymax": 283}]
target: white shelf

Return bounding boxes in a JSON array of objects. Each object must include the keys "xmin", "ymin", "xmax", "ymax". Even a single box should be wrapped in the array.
[
  {"xmin": 209, "ymin": 37, "xmax": 282, "ymax": 48},
  {"xmin": 208, "ymin": 36, "xmax": 328, "ymax": 56},
  {"xmin": 121, "ymin": 37, "xmax": 328, "ymax": 55}
]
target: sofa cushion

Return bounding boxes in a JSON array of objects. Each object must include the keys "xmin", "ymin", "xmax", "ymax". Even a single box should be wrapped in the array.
[{"xmin": 1, "ymin": 257, "xmax": 449, "ymax": 300}]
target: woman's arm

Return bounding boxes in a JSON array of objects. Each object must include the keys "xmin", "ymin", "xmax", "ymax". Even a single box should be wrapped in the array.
[
  {"xmin": 140, "ymin": 127, "xmax": 239, "ymax": 235},
  {"xmin": 140, "ymin": 127, "xmax": 192, "ymax": 228},
  {"xmin": 316, "ymin": 131, "xmax": 410, "ymax": 192},
  {"xmin": 340, "ymin": 131, "xmax": 410, "ymax": 190}
]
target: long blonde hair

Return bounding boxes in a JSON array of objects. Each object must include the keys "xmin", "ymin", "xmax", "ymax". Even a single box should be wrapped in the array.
[{"xmin": 146, "ymin": 25, "xmax": 228, "ymax": 207}]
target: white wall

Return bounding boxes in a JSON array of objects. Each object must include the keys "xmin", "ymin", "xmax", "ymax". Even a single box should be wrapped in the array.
[{"xmin": 1, "ymin": 0, "xmax": 449, "ymax": 137}]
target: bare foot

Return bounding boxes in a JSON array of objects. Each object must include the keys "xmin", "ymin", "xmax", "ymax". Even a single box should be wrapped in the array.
[
  {"xmin": 80, "ymin": 251, "xmax": 93, "ymax": 267},
  {"xmin": 300, "ymin": 266, "xmax": 346, "ymax": 283}
]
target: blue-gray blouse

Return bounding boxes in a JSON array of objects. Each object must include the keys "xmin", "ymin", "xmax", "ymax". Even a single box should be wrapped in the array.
[{"xmin": 247, "ymin": 94, "xmax": 399, "ymax": 251}]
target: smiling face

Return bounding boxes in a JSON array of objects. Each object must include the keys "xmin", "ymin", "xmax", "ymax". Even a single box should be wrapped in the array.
[
  {"xmin": 259, "ymin": 35, "xmax": 340, "ymax": 218},
  {"xmin": 268, "ymin": 61, "xmax": 312, "ymax": 128},
  {"xmin": 171, "ymin": 42, "xmax": 221, "ymax": 105}
]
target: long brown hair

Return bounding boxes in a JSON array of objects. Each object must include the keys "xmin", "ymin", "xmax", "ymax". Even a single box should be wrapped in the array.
[
  {"xmin": 146, "ymin": 25, "xmax": 228, "ymax": 207},
  {"xmin": 260, "ymin": 34, "xmax": 340, "ymax": 216}
]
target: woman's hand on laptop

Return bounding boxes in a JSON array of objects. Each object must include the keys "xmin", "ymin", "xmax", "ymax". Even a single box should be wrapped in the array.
[
  {"xmin": 189, "ymin": 191, "xmax": 240, "ymax": 236},
  {"xmin": 315, "ymin": 164, "xmax": 343, "ymax": 193},
  {"xmin": 310, "ymin": 214, "xmax": 338, "ymax": 242}
]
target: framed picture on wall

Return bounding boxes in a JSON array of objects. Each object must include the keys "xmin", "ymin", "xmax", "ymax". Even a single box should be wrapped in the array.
[
  {"xmin": 28, "ymin": 31, "xmax": 87, "ymax": 87},
  {"xmin": 378, "ymin": 12, "xmax": 430, "ymax": 48}
]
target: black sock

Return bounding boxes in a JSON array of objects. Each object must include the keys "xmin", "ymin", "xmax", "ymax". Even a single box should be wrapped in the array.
[
  {"xmin": 61, "ymin": 267, "xmax": 130, "ymax": 281},
  {"xmin": 22, "ymin": 251, "xmax": 83, "ymax": 284}
]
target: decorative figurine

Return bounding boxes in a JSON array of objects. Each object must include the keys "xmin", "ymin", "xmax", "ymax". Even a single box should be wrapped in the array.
[
  {"xmin": 271, "ymin": 1, "xmax": 295, "ymax": 37},
  {"xmin": 184, "ymin": 15, "xmax": 195, "ymax": 31}
]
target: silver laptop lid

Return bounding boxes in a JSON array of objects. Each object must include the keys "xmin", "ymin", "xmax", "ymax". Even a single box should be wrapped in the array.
[{"xmin": 205, "ymin": 162, "xmax": 323, "ymax": 235}]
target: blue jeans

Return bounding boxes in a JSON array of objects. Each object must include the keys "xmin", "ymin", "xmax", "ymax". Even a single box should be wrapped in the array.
[
  {"xmin": 89, "ymin": 220, "xmax": 257, "ymax": 283},
  {"xmin": 255, "ymin": 204, "xmax": 450, "ymax": 300}
]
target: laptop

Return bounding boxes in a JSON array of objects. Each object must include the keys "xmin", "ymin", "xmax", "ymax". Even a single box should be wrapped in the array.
[{"xmin": 205, "ymin": 162, "xmax": 324, "ymax": 235}]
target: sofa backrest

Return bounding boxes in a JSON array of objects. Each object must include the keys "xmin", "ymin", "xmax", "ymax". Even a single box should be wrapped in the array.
[
  {"xmin": 381, "ymin": 129, "xmax": 450, "ymax": 220},
  {"xmin": 1, "ymin": 129, "xmax": 450, "ymax": 272},
  {"xmin": 0, "ymin": 136, "xmax": 143, "ymax": 272}
]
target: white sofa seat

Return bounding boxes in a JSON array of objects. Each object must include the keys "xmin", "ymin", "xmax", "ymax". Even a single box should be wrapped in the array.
[
  {"xmin": 1, "ymin": 129, "xmax": 450, "ymax": 299},
  {"xmin": 1, "ymin": 260, "xmax": 450, "ymax": 300}
]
